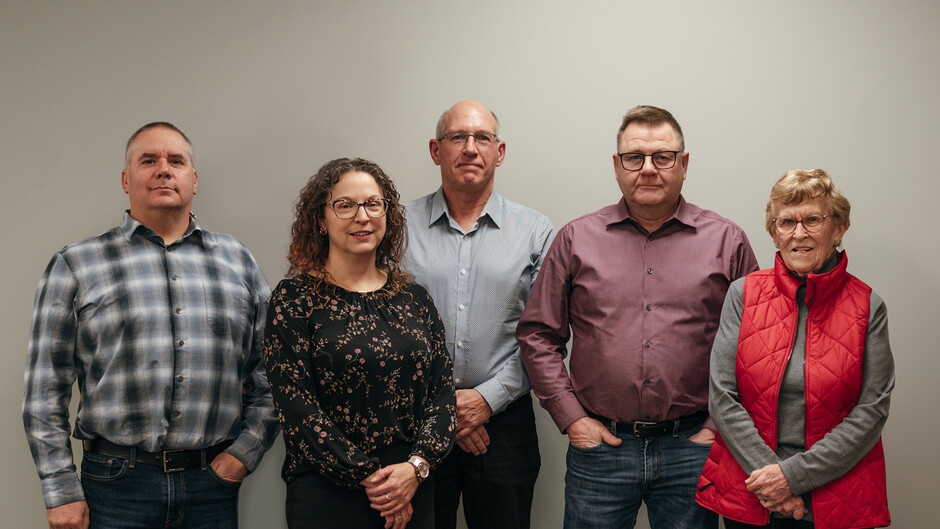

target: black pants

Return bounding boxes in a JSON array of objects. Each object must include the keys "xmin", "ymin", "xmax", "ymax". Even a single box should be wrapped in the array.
[
  {"xmin": 724, "ymin": 517, "xmax": 874, "ymax": 529},
  {"xmin": 285, "ymin": 444, "xmax": 434, "ymax": 529},
  {"xmin": 434, "ymin": 393, "xmax": 541, "ymax": 529}
]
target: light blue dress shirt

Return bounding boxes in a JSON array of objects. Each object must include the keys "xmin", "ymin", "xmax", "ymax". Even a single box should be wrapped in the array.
[{"xmin": 404, "ymin": 188, "xmax": 554, "ymax": 414}]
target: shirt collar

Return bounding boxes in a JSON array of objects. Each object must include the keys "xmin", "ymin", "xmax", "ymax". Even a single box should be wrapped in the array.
[
  {"xmin": 428, "ymin": 187, "xmax": 502, "ymax": 229},
  {"xmin": 120, "ymin": 210, "xmax": 207, "ymax": 247},
  {"xmin": 610, "ymin": 195, "xmax": 694, "ymax": 231}
]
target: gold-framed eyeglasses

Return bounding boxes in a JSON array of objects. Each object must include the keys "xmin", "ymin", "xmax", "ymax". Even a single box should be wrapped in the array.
[
  {"xmin": 617, "ymin": 151, "xmax": 682, "ymax": 171},
  {"xmin": 326, "ymin": 198, "xmax": 390, "ymax": 219},
  {"xmin": 772, "ymin": 214, "xmax": 830, "ymax": 234},
  {"xmin": 438, "ymin": 132, "xmax": 499, "ymax": 147}
]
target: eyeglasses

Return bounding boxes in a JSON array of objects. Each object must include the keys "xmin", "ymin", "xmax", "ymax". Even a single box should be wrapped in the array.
[
  {"xmin": 617, "ymin": 151, "xmax": 682, "ymax": 171},
  {"xmin": 326, "ymin": 198, "xmax": 390, "ymax": 219},
  {"xmin": 772, "ymin": 214, "xmax": 830, "ymax": 234},
  {"xmin": 438, "ymin": 132, "xmax": 499, "ymax": 147}
]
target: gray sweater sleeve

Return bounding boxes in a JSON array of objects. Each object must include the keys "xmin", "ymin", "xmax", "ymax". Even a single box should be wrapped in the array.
[
  {"xmin": 777, "ymin": 292, "xmax": 895, "ymax": 495},
  {"xmin": 709, "ymin": 281, "xmax": 896, "ymax": 496},
  {"xmin": 709, "ymin": 278, "xmax": 780, "ymax": 474}
]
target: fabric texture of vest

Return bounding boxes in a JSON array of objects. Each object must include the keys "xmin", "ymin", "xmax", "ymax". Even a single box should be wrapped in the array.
[{"xmin": 696, "ymin": 252, "xmax": 890, "ymax": 529}]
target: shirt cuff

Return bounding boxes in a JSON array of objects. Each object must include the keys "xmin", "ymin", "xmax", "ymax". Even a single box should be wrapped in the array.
[
  {"xmin": 777, "ymin": 457, "xmax": 812, "ymax": 496},
  {"xmin": 225, "ymin": 433, "xmax": 265, "ymax": 473},
  {"xmin": 546, "ymin": 394, "xmax": 588, "ymax": 434},
  {"xmin": 474, "ymin": 379, "xmax": 512, "ymax": 415},
  {"xmin": 42, "ymin": 471, "xmax": 84, "ymax": 509}
]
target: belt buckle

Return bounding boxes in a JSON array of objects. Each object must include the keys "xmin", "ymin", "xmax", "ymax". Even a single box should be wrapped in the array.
[
  {"xmin": 632, "ymin": 420, "xmax": 657, "ymax": 437},
  {"xmin": 163, "ymin": 449, "xmax": 186, "ymax": 473}
]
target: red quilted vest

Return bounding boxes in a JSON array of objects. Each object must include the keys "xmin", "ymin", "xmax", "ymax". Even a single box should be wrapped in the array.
[{"xmin": 696, "ymin": 253, "xmax": 890, "ymax": 529}]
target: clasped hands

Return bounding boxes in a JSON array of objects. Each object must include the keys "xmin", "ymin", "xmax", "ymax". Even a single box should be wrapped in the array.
[
  {"xmin": 746, "ymin": 463, "xmax": 808, "ymax": 520},
  {"xmin": 455, "ymin": 389, "xmax": 493, "ymax": 455},
  {"xmin": 362, "ymin": 460, "xmax": 422, "ymax": 529}
]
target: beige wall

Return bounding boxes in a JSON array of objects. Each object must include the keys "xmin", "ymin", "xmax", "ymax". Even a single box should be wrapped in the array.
[{"xmin": 2, "ymin": 1, "xmax": 937, "ymax": 527}]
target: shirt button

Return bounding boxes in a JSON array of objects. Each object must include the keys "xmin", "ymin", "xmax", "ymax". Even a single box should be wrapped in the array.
[
  {"xmin": 645, "ymin": 341, "xmax": 651, "ymax": 348},
  {"xmin": 456, "ymin": 341, "xmax": 463, "ymax": 348},
  {"xmin": 644, "ymin": 380, "xmax": 651, "ymax": 387},
  {"xmin": 460, "ymin": 269, "xmax": 467, "ymax": 275},
  {"xmin": 177, "ymin": 376, "xmax": 184, "ymax": 382},
  {"xmin": 459, "ymin": 304, "xmax": 466, "ymax": 311},
  {"xmin": 172, "ymin": 275, "xmax": 179, "ymax": 281},
  {"xmin": 646, "ymin": 305, "xmax": 652, "ymax": 311},
  {"xmin": 178, "ymin": 340, "xmax": 184, "ymax": 346},
  {"xmin": 175, "ymin": 308, "xmax": 182, "ymax": 314},
  {"xmin": 648, "ymin": 235, "xmax": 653, "ymax": 241},
  {"xmin": 173, "ymin": 411, "xmax": 181, "ymax": 417},
  {"xmin": 647, "ymin": 268, "xmax": 653, "ymax": 275},
  {"xmin": 454, "ymin": 378, "xmax": 462, "ymax": 385}
]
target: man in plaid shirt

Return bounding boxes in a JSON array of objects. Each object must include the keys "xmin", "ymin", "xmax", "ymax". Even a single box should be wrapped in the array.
[{"xmin": 22, "ymin": 122, "xmax": 278, "ymax": 529}]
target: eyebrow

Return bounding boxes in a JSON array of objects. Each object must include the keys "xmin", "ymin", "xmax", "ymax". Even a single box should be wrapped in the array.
[{"xmin": 137, "ymin": 152, "xmax": 189, "ymax": 162}]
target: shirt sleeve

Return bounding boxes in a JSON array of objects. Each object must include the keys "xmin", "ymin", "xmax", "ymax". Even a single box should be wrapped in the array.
[
  {"xmin": 475, "ymin": 216, "xmax": 556, "ymax": 414},
  {"xmin": 227, "ymin": 261, "xmax": 279, "ymax": 472},
  {"xmin": 709, "ymin": 279, "xmax": 781, "ymax": 474},
  {"xmin": 409, "ymin": 288, "xmax": 457, "ymax": 469},
  {"xmin": 516, "ymin": 226, "xmax": 586, "ymax": 433},
  {"xmin": 778, "ymin": 292, "xmax": 895, "ymax": 495},
  {"xmin": 22, "ymin": 253, "xmax": 85, "ymax": 509},
  {"xmin": 263, "ymin": 281, "xmax": 380, "ymax": 488}
]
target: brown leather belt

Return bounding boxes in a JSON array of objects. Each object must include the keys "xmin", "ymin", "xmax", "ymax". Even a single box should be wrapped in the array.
[
  {"xmin": 587, "ymin": 411, "xmax": 708, "ymax": 438},
  {"xmin": 83, "ymin": 438, "xmax": 233, "ymax": 473}
]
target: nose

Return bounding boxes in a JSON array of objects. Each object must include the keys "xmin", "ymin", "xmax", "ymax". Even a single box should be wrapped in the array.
[
  {"xmin": 792, "ymin": 221, "xmax": 808, "ymax": 238},
  {"xmin": 639, "ymin": 155, "xmax": 658, "ymax": 175},
  {"xmin": 462, "ymin": 136, "xmax": 480, "ymax": 155},
  {"xmin": 353, "ymin": 204, "xmax": 371, "ymax": 221},
  {"xmin": 155, "ymin": 157, "xmax": 172, "ymax": 178}
]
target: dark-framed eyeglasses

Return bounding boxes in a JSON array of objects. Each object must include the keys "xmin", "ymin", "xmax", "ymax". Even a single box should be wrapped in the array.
[
  {"xmin": 326, "ymin": 198, "xmax": 390, "ymax": 219},
  {"xmin": 438, "ymin": 132, "xmax": 499, "ymax": 147},
  {"xmin": 617, "ymin": 151, "xmax": 682, "ymax": 171},
  {"xmin": 772, "ymin": 214, "xmax": 830, "ymax": 235}
]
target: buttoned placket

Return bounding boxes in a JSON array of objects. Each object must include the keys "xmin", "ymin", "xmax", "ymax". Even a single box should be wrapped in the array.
[{"xmin": 452, "ymin": 226, "xmax": 475, "ymax": 388}]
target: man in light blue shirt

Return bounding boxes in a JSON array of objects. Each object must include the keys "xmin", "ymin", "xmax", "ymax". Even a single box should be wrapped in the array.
[{"xmin": 404, "ymin": 100, "xmax": 554, "ymax": 529}]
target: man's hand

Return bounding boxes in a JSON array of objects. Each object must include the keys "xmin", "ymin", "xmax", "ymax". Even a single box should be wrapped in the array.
[
  {"xmin": 47, "ymin": 500, "xmax": 89, "ymax": 529},
  {"xmin": 210, "ymin": 451, "xmax": 249, "ymax": 483},
  {"xmin": 566, "ymin": 417, "xmax": 622, "ymax": 449},
  {"xmin": 687, "ymin": 427, "xmax": 715, "ymax": 445},
  {"xmin": 455, "ymin": 389, "xmax": 492, "ymax": 431},
  {"xmin": 455, "ymin": 424, "xmax": 490, "ymax": 455}
]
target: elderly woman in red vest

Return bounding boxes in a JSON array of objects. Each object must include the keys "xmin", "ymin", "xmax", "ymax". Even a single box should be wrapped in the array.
[{"xmin": 696, "ymin": 169, "xmax": 894, "ymax": 529}]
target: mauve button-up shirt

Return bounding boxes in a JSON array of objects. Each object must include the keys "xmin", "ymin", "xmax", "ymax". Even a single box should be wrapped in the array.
[{"xmin": 517, "ymin": 197, "xmax": 758, "ymax": 433}]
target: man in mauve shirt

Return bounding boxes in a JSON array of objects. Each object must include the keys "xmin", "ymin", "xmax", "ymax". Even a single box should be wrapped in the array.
[{"xmin": 517, "ymin": 105, "xmax": 759, "ymax": 529}]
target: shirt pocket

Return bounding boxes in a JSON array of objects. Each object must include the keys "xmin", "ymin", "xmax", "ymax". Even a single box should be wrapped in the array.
[{"xmin": 204, "ymin": 278, "xmax": 253, "ymax": 336}]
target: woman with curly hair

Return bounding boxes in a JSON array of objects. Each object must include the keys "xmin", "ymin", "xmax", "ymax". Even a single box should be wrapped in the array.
[{"xmin": 263, "ymin": 158, "xmax": 456, "ymax": 529}]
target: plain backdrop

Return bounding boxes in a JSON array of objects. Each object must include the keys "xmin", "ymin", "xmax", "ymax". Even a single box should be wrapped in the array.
[{"xmin": 2, "ymin": 1, "xmax": 937, "ymax": 527}]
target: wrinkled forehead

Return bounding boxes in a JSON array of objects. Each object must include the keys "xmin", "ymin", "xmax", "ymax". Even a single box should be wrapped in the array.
[{"xmin": 126, "ymin": 127, "xmax": 194, "ymax": 164}]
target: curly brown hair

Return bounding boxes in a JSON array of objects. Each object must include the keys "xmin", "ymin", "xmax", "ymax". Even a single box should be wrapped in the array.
[{"xmin": 287, "ymin": 158, "xmax": 410, "ymax": 292}]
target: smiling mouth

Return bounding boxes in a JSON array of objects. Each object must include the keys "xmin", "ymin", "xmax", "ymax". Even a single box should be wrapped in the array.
[{"xmin": 350, "ymin": 231, "xmax": 372, "ymax": 236}]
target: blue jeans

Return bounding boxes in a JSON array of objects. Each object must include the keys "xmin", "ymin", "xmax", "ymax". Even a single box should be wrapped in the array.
[
  {"xmin": 563, "ymin": 424, "xmax": 717, "ymax": 529},
  {"xmin": 81, "ymin": 449, "xmax": 240, "ymax": 528}
]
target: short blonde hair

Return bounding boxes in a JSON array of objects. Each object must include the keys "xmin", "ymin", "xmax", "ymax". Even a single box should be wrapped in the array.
[{"xmin": 765, "ymin": 169, "xmax": 851, "ymax": 236}]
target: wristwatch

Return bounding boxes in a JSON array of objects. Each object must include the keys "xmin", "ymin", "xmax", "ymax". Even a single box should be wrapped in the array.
[{"xmin": 407, "ymin": 456, "xmax": 430, "ymax": 483}]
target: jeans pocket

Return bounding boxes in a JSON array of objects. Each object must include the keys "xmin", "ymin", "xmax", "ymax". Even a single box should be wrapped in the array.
[
  {"xmin": 568, "ymin": 441, "xmax": 608, "ymax": 453},
  {"xmin": 206, "ymin": 464, "xmax": 243, "ymax": 488},
  {"xmin": 81, "ymin": 451, "xmax": 129, "ymax": 481}
]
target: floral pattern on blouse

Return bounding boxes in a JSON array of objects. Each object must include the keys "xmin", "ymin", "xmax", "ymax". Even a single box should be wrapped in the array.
[{"xmin": 263, "ymin": 276, "xmax": 456, "ymax": 488}]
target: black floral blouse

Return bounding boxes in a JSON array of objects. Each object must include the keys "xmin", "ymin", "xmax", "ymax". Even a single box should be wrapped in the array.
[{"xmin": 263, "ymin": 275, "xmax": 456, "ymax": 488}]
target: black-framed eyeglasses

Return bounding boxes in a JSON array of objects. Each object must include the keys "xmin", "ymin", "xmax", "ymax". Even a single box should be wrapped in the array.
[
  {"xmin": 438, "ymin": 132, "xmax": 499, "ymax": 147},
  {"xmin": 326, "ymin": 198, "xmax": 390, "ymax": 219},
  {"xmin": 617, "ymin": 151, "xmax": 682, "ymax": 171},
  {"xmin": 772, "ymin": 214, "xmax": 830, "ymax": 234}
]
